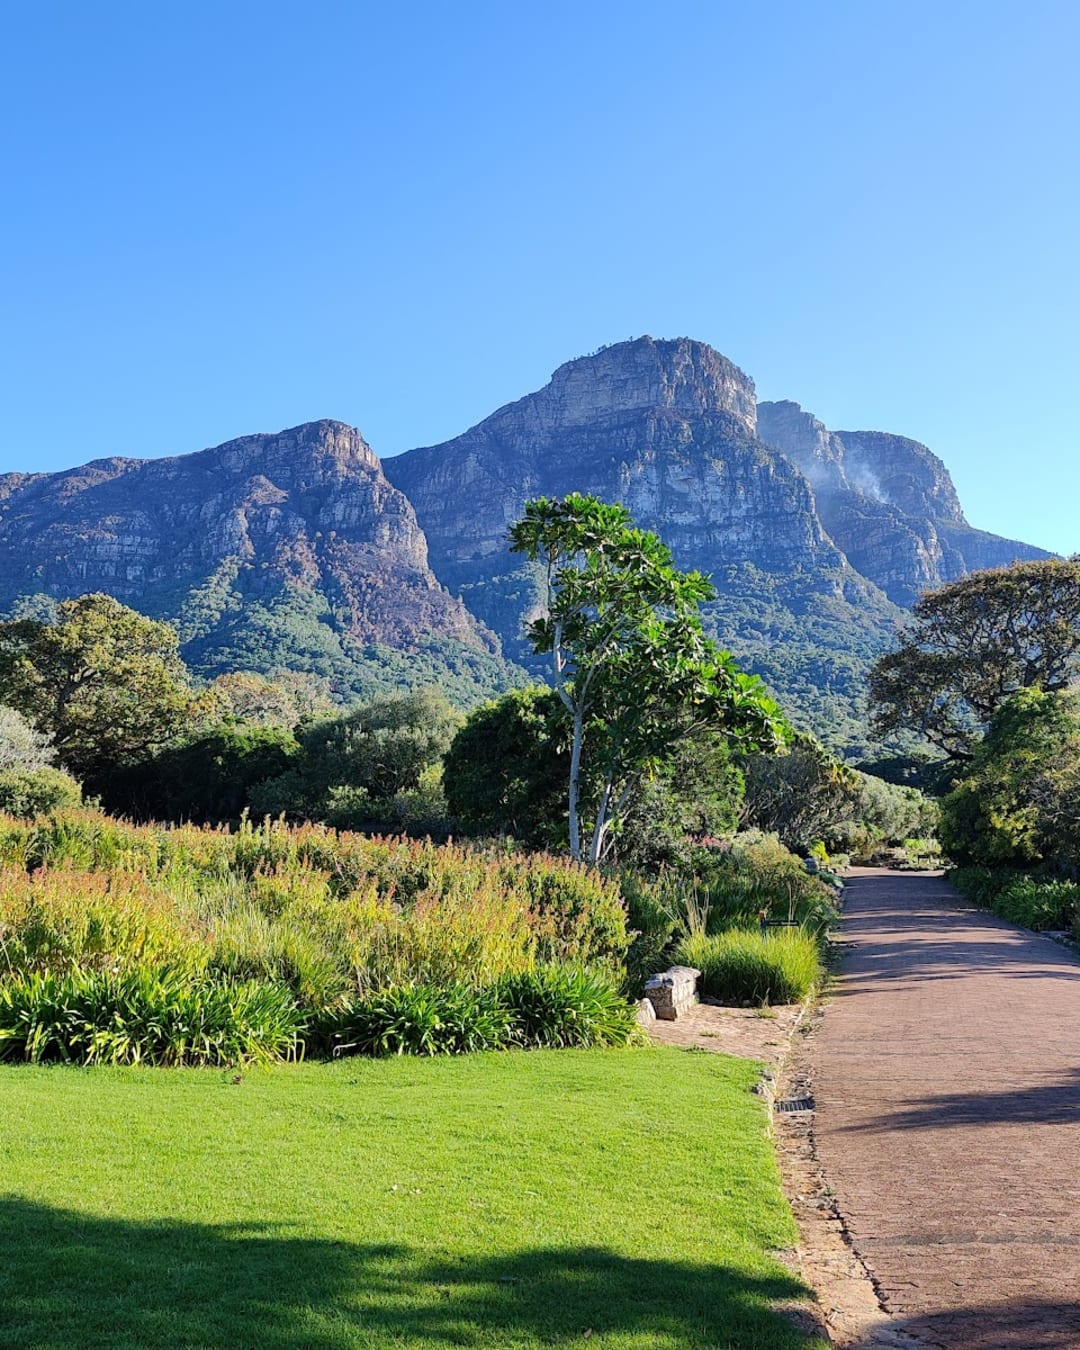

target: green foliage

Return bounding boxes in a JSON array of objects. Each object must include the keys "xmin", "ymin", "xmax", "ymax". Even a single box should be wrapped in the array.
[
  {"xmin": 619, "ymin": 872, "xmax": 679, "ymax": 997},
  {"xmin": 869, "ymin": 559, "xmax": 1080, "ymax": 760},
  {"xmin": 618, "ymin": 832, "xmax": 838, "ymax": 996},
  {"xmin": 741, "ymin": 736, "xmax": 858, "ymax": 853},
  {"xmin": 741, "ymin": 735, "xmax": 933, "ymax": 858},
  {"xmin": 497, "ymin": 965, "xmax": 640, "ymax": 1048},
  {"xmin": 611, "ymin": 730, "xmax": 745, "ymax": 872},
  {"xmin": 206, "ymin": 669, "xmax": 336, "ymax": 726},
  {"xmin": 0, "ymin": 594, "xmax": 200, "ymax": 790},
  {"xmin": 0, "ymin": 811, "xmax": 630, "ymax": 1007},
  {"xmin": 938, "ymin": 688, "xmax": 1080, "ymax": 867},
  {"xmin": 445, "ymin": 689, "xmax": 747, "ymax": 871},
  {"xmin": 0, "ymin": 767, "xmax": 82, "ymax": 817},
  {"xmin": 949, "ymin": 866, "xmax": 1080, "ymax": 931},
  {"xmin": 179, "ymin": 580, "xmax": 524, "ymax": 712},
  {"xmin": 510, "ymin": 494, "xmax": 788, "ymax": 863},
  {"xmin": 108, "ymin": 723, "xmax": 301, "ymax": 822},
  {"xmin": 443, "ymin": 686, "xmax": 568, "ymax": 847},
  {"xmin": 674, "ymin": 928, "xmax": 821, "ymax": 1005},
  {"xmin": 323, "ymin": 983, "xmax": 513, "ymax": 1058},
  {"xmin": 251, "ymin": 690, "xmax": 460, "ymax": 835},
  {"xmin": 0, "ymin": 967, "xmax": 304, "ymax": 1066},
  {"xmin": 320, "ymin": 967, "xmax": 638, "ymax": 1057}
]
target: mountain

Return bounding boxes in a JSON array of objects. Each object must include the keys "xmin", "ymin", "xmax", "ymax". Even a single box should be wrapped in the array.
[
  {"xmin": 0, "ymin": 421, "xmax": 516, "ymax": 706},
  {"xmin": 385, "ymin": 337, "xmax": 1046, "ymax": 750},
  {"xmin": 755, "ymin": 400, "xmax": 1048, "ymax": 607},
  {"xmin": 0, "ymin": 337, "xmax": 1052, "ymax": 750}
]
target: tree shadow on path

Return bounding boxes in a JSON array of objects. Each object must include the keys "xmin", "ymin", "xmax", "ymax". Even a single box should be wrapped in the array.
[
  {"xmin": 854, "ymin": 1297, "xmax": 1080, "ymax": 1348},
  {"xmin": 0, "ymin": 1196, "xmax": 819, "ymax": 1349}
]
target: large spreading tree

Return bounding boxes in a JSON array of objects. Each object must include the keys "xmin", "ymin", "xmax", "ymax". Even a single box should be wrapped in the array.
[
  {"xmin": 868, "ymin": 558, "xmax": 1080, "ymax": 761},
  {"xmin": 508, "ymin": 493, "xmax": 788, "ymax": 865},
  {"xmin": 0, "ymin": 593, "xmax": 199, "ymax": 788}
]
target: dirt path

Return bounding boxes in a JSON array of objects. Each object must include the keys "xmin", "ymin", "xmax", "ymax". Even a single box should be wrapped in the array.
[{"xmin": 814, "ymin": 868, "xmax": 1080, "ymax": 1348}]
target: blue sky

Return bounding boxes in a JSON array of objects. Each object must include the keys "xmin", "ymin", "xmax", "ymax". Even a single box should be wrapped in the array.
[{"xmin": 2, "ymin": 1, "xmax": 1077, "ymax": 551}]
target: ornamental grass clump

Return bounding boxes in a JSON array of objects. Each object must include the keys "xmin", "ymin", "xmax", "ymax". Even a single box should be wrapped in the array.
[
  {"xmin": 320, "ymin": 982, "xmax": 513, "ymax": 1058},
  {"xmin": 0, "ymin": 966, "xmax": 305, "ymax": 1066},
  {"xmin": 498, "ymin": 965, "xmax": 640, "ymax": 1048},
  {"xmin": 320, "ymin": 966, "xmax": 638, "ymax": 1059},
  {"xmin": 675, "ymin": 928, "xmax": 821, "ymax": 1005},
  {"xmin": 949, "ymin": 866, "xmax": 1080, "ymax": 931}
]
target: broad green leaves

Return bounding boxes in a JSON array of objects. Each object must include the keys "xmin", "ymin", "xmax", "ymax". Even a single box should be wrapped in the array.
[{"xmin": 509, "ymin": 493, "xmax": 788, "ymax": 863}]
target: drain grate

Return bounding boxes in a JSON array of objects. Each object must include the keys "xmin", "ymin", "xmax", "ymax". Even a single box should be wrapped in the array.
[{"xmin": 774, "ymin": 1095, "xmax": 815, "ymax": 1114}]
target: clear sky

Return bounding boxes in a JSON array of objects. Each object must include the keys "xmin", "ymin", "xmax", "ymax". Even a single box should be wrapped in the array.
[{"xmin": 2, "ymin": 1, "xmax": 1077, "ymax": 551}]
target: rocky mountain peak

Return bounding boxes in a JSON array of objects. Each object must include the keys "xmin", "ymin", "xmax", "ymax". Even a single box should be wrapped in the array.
[
  {"xmin": 482, "ymin": 336, "xmax": 758, "ymax": 438},
  {"xmin": 203, "ymin": 420, "xmax": 381, "ymax": 481}
]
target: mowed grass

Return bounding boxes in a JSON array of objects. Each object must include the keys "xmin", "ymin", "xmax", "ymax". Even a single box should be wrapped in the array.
[{"xmin": 0, "ymin": 1046, "xmax": 824, "ymax": 1350}]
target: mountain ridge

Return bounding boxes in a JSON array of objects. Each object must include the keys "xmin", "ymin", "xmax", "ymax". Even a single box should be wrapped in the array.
[{"xmin": 0, "ymin": 337, "xmax": 1052, "ymax": 749}]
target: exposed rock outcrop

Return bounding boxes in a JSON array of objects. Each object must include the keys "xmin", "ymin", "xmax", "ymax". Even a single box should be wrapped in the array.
[
  {"xmin": 0, "ymin": 421, "xmax": 507, "ymax": 702},
  {"xmin": 757, "ymin": 400, "xmax": 1049, "ymax": 606}
]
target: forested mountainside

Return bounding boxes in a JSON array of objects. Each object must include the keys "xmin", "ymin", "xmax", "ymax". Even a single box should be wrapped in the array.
[
  {"xmin": 0, "ymin": 337, "xmax": 1050, "ymax": 749},
  {"xmin": 0, "ymin": 421, "xmax": 517, "ymax": 708}
]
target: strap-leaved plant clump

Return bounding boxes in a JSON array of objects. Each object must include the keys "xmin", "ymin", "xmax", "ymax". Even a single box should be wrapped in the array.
[{"xmin": 509, "ymin": 493, "xmax": 789, "ymax": 865}]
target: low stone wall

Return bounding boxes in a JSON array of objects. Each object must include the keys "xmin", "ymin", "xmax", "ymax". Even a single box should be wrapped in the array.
[{"xmin": 643, "ymin": 965, "xmax": 701, "ymax": 1021}]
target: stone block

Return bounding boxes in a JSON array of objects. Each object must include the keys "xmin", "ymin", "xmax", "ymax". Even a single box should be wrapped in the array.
[{"xmin": 644, "ymin": 965, "xmax": 701, "ymax": 1020}]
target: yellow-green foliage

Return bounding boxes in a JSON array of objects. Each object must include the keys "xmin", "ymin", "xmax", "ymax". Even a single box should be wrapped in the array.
[
  {"xmin": 675, "ymin": 927, "xmax": 821, "ymax": 1005},
  {"xmin": 0, "ymin": 812, "xmax": 630, "ymax": 999}
]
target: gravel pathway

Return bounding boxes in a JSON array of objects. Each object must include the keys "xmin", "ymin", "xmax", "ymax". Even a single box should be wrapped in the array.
[{"xmin": 814, "ymin": 868, "xmax": 1080, "ymax": 1348}]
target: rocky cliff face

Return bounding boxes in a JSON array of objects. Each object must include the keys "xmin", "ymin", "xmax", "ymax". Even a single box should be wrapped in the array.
[
  {"xmin": 757, "ymin": 401, "xmax": 1049, "ymax": 606},
  {"xmin": 0, "ymin": 421, "xmax": 509, "ymax": 703},
  {"xmin": 384, "ymin": 338, "xmax": 876, "ymax": 656},
  {"xmin": 0, "ymin": 337, "xmax": 1052, "ymax": 745}
]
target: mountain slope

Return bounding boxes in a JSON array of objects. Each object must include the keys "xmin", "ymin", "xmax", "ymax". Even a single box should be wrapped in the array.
[
  {"xmin": 0, "ymin": 337, "xmax": 1051, "ymax": 750},
  {"xmin": 0, "ymin": 421, "xmax": 517, "ymax": 706}
]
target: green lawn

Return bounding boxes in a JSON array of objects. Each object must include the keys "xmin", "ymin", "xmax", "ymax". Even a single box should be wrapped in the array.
[{"xmin": 0, "ymin": 1046, "xmax": 823, "ymax": 1349}]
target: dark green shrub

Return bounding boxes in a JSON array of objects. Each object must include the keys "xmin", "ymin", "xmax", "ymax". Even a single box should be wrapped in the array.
[
  {"xmin": 443, "ymin": 686, "xmax": 567, "ymax": 848},
  {"xmin": 620, "ymin": 872, "xmax": 678, "ymax": 998},
  {"xmin": 674, "ymin": 928, "xmax": 821, "ymax": 1005},
  {"xmin": 323, "ymin": 982, "xmax": 512, "ymax": 1058},
  {"xmin": 0, "ymin": 966, "xmax": 304, "ymax": 1066},
  {"xmin": 949, "ymin": 867, "xmax": 1080, "ymax": 931},
  {"xmin": 0, "ymin": 768, "xmax": 82, "ymax": 817},
  {"xmin": 108, "ymin": 723, "xmax": 300, "ymax": 823},
  {"xmin": 497, "ymin": 966, "xmax": 639, "ymax": 1048}
]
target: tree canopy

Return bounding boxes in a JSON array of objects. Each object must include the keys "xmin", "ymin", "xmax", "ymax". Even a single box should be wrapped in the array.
[
  {"xmin": 508, "ymin": 493, "xmax": 788, "ymax": 864},
  {"xmin": 0, "ymin": 594, "xmax": 200, "ymax": 788},
  {"xmin": 868, "ymin": 559, "xmax": 1080, "ymax": 761},
  {"xmin": 938, "ymin": 688, "xmax": 1080, "ymax": 868}
]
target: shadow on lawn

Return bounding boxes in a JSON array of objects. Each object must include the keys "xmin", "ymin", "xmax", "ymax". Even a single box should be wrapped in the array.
[{"xmin": 0, "ymin": 1196, "xmax": 817, "ymax": 1348}]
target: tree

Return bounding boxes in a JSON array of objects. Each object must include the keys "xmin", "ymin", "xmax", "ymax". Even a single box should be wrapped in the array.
[
  {"xmin": 0, "ymin": 594, "xmax": 199, "ymax": 788},
  {"xmin": 741, "ymin": 735, "xmax": 859, "ymax": 853},
  {"xmin": 443, "ymin": 687, "xmax": 568, "ymax": 848},
  {"xmin": 938, "ymin": 688, "xmax": 1080, "ymax": 867},
  {"xmin": 106, "ymin": 723, "xmax": 301, "ymax": 823},
  {"xmin": 206, "ymin": 670, "xmax": 335, "ymax": 727},
  {"xmin": 869, "ymin": 559, "xmax": 1080, "ymax": 761},
  {"xmin": 251, "ymin": 690, "xmax": 461, "ymax": 833},
  {"xmin": 0, "ymin": 705, "xmax": 56, "ymax": 774},
  {"xmin": 508, "ymin": 494, "xmax": 788, "ymax": 865}
]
